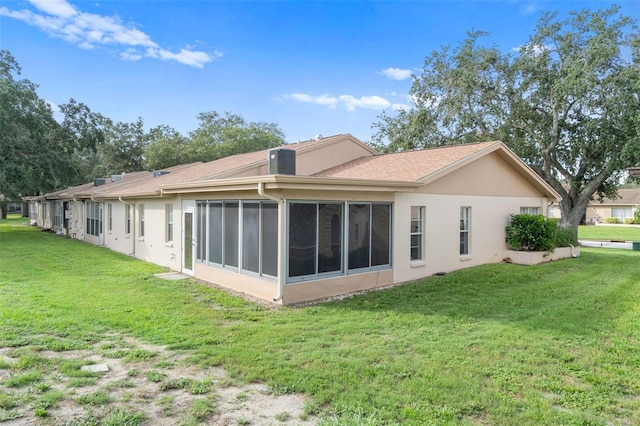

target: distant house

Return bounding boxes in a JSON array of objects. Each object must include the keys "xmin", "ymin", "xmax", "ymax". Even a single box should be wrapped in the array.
[
  {"xmin": 28, "ymin": 134, "xmax": 559, "ymax": 304},
  {"xmin": 549, "ymin": 188, "xmax": 640, "ymax": 224}
]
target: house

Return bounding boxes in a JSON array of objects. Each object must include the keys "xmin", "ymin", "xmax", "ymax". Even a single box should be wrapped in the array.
[
  {"xmin": 28, "ymin": 135, "xmax": 560, "ymax": 305},
  {"xmin": 549, "ymin": 188, "xmax": 640, "ymax": 224}
]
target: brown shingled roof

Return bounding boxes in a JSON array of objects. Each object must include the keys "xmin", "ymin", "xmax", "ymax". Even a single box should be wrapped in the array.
[
  {"xmin": 598, "ymin": 188, "xmax": 640, "ymax": 205},
  {"xmin": 314, "ymin": 141, "xmax": 501, "ymax": 182},
  {"xmin": 95, "ymin": 135, "xmax": 357, "ymax": 197}
]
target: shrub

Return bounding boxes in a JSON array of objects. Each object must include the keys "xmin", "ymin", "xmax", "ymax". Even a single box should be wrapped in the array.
[
  {"xmin": 505, "ymin": 214, "xmax": 556, "ymax": 251},
  {"xmin": 635, "ymin": 206, "xmax": 640, "ymax": 223},
  {"xmin": 554, "ymin": 227, "xmax": 578, "ymax": 247},
  {"xmin": 605, "ymin": 217, "xmax": 620, "ymax": 224},
  {"xmin": 624, "ymin": 218, "xmax": 635, "ymax": 225}
]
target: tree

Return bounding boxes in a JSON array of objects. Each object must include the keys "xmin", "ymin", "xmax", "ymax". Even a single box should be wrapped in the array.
[
  {"xmin": 144, "ymin": 111, "xmax": 285, "ymax": 169},
  {"xmin": 0, "ymin": 50, "xmax": 77, "ymax": 202},
  {"xmin": 143, "ymin": 125, "xmax": 188, "ymax": 170},
  {"xmin": 372, "ymin": 6, "xmax": 640, "ymax": 234}
]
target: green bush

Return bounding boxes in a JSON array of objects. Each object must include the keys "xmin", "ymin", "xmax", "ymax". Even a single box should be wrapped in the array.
[
  {"xmin": 624, "ymin": 218, "xmax": 635, "ymax": 225},
  {"xmin": 554, "ymin": 227, "xmax": 579, "ymax": 247},
  {"xmin": 634, "ymin": 207, "xmax": 640, "ymax": 224},
  {"xmin": 505, "ymin": 214, "xmax": 556, "ymax": 251},
  {"xmin": 605, "ymin": 217, "xmax": 620, "ymax": 224}
]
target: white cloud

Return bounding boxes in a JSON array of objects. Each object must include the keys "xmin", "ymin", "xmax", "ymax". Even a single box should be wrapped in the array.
[
  {"xmin": 380, "ymin": 67, "xmax": 413, "ymax": 81},
  {"xmin": 284, "ymin": 92, "xmax": 393, "ymax": 112},
  {"xmin": 0, "ymin": 0, "xmax": 217, "ymax": 68},
  {"xmin": 338, "ymin": 95, "xmax": 390, "ymax": 112}
]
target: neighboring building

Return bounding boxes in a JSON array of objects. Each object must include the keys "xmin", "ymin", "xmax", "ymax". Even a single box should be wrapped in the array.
[
  {"xmin": 582, "ymin": 188, "xmax": 638, "ymax": 224},
  {"xmin": 548, "ymin": 188, "xmax": 640, "ymax": 224},
  {"xmin": 27, "ymin": 135, "xmax": 559, "ymax": 305}
]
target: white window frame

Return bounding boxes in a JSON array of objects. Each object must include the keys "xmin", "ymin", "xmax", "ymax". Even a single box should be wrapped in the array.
[
  {"xmin": 125, "ymin": 204, "xmax": 131, "ymax": 235},
  {"xmin": 460, "ymin": 206, "xmax": 471, "ymax": 256},
  {"xmin": 520, "ymin": 207, "xmax": 540, "ymax": 215},
  {"xmin": 165, "ymin": 203, "xmax": 173, "ymax": 243},
  {"xmin": 138, "ymin": 204, "xmax": 145, "ymax": 238},
  {"xmin": 410, "ymin": 206, "xmax": 424, "ymax": 261},
  {"xmin": 107, "ymin": 203, "xmax": 113, "ymax": 232},
  {"xmin": 611, "ymin": 207, "xmax": 633, "ymax": 222}
]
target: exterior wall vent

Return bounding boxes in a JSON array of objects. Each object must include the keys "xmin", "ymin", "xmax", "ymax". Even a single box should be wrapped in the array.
[
  {"xmin": 153, "ymin": 170, "xmax": 170, "ymax": 177},
  {"xmin": 94, "ymin": 178, "xmax": 106, "ymax": 186},
  {"xmin": 268, "ymin": 148, "xmax": 296, "ymax": 175},
  {"xmin": 111, "ymin": 174, "xmax": 123, "ymax": 182}
]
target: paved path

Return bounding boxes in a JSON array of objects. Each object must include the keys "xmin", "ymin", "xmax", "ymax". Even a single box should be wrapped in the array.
[{"xmin": 579, "ymin": 240, "xmax": 634, "ymax": 250}]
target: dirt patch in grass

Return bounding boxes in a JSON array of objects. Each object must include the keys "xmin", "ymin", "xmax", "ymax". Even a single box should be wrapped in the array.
[{"xmin": 0, "ymin": 335, "xmax": 317, "ymax": 425}]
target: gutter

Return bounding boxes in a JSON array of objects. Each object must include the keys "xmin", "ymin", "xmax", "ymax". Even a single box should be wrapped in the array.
[
  {"xmin": 258, "ymin": 182, "xmax": 286, "ymax": 303},
  {"xmin": 119, "ymin": 196, "xmax": 136, "ymax": 257}
]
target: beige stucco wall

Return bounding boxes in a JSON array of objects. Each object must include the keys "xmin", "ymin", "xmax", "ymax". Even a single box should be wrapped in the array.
[
  {"xmin": 392, "ymin": 192, "xmax": 549, "ymax": 284},
  {"xmin": 103, "ymin": 201, "xmax": 135, "ymax": 256},
  {"xmin": 283, "ymin": 269, "xmax": 394, "ymax": 305},
  {"xmin": 423, "ymin": 153, "xmax": 543, "ymax": 198},
  {"xmin": 129, "ymin": 198, "xmax": 182, "ymax": 271},
  {"xmin": 194, "ymin": 263, "xmax": 278, "ymax": 301}
]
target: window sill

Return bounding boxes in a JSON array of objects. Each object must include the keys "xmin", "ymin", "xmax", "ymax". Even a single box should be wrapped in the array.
[
  {"xmin": 460, "ymin": 255, "xmax": 472, "ymax": 261},
  {"xmin": 165, "ymin": 242, "xmax": 173, "ymax": 247},
  {"xmin": 125, "ymin": 234, "xmax": 131, "ymax": 239},
  {"xmin": 410, "ymin": 260, "xmax": 426, "ymax": 268},
  {"xmin": 138, "ymin": 237, "xmax": 145, "ymax": 242}
]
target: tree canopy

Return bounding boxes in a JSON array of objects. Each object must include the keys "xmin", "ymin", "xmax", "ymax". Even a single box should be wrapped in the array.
[
  {"xmin": 373, "ymin": 6, "xmax": 640, "ymax": 232},
  {"xmin": 0, "ymin": 50, "xmax": 76, "ymax": 199},
  {"xmin": 144, "ymin": 111, "xmax": 285, "ymax": 170}
]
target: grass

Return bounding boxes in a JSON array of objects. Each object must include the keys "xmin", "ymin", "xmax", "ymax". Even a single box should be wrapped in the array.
[
  {"xmin": 579, "ymin": 224, "xmax": 640, "ymax": 241},
  {"xmin": 1, "ymin": 214, "xmax": 640, "ymax": 424}
]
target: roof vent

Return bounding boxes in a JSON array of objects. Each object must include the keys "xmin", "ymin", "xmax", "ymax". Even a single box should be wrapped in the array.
[
  {"xmin": 268, "ymin": 148, "xmax": 296, "ymax": 175},
  {"xmin": 111, "ymin": 174, "xmax": 123, "ymax": 182},
  {"xmin": 153, "ymin": 170, "xmax": 170, "ymax": 178},
  {"xmin": 314, "ymin": 134, "xmax": 323, "ymax": 140},
  {"xmin": 94, "ymin": 178, "xmax": 106, "ymax": 186}
]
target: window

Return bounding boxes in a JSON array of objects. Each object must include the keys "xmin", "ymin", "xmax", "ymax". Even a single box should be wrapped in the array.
[
  {"xmin": 196, "ymin": 200, "xmax": 277, "ymax": 277},
  {"xmin": 138, "ymin": 204, "xmax": 145, "ymax": 237},
  {"xmin": 410, "ymin": 206, "xmax": 424, "ymax": 261},
  {"xmin": 460, "ymin": 207, "xmax": 470, "ymax": 255},
  {"xmin": 125, "ymin": 204, "xmax": 131, "ymax": 234},
  {"xmin": 165, "ymin": 204, "xmax": 173, "ymax": 242},
  {"xmin": 612, "ymin": 207, "xmax": 633, "ymax": 222},
  {"xmin": 86, "ymin": 201, "xmax": 102, "ymax": 237},
  {"xmin": 520, "ymin": 207, "xmax": 540, "ymax": 215},
  {"xmin": 29, "ymin": 202, "xmax": 38, "ymax": 220},
  {"xmin": 107, "ymin": 203, "xmax": 113, "ymax": 232},
  {"xmin": 53, "ymin": 202, "xmax": 63, "ymax": 227}
]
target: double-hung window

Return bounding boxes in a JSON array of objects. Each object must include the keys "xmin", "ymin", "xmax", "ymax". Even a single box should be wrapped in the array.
[
  {"xmin": 107, "ymin": 203, "xmax": 113, "ymax": 232},
  {"xmin": 138, "ymin": 204, "xmax": 145, "ymax": 237},
  {"xmin": 410, "ymin": 206, "xmax": 424, "ymax": 261},
  {"xmin": 125, "ymin": 204, "xmax": 131, "ymax": 235},
  {"xmin": 165, "ymin": 204, "xmax": 173, "ymax": 242},
  {"xmin": 86, "ymin": 201, "xmax": 101, "ymax": 237},
  {"xmin": 460, "ymin": 207, "xmax": 470, "ymax": 255}
]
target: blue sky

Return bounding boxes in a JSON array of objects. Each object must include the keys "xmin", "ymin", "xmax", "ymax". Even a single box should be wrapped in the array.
[{"xmin": 2, "ymin": 0, "xmax": 638, "ymax": 144}]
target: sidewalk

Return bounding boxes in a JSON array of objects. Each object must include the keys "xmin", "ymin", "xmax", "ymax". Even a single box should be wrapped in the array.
[{"xmin": 579, "ymin": 240, "xmax": 633, "ymax": 250}]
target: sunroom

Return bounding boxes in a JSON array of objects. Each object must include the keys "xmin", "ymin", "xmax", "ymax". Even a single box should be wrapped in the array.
[{"xmin": 163, "ymin": 175, "xmax": 419, "ymax": 304}]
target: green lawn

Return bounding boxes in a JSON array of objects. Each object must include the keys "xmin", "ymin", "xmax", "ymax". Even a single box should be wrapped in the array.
[
  {"xmin": 579, "ymin": 224, "xmax": 640, "ymax": 241},
  {"xmin": 2, "ymin": 215, "xmax": 640, "ymax": 425}
]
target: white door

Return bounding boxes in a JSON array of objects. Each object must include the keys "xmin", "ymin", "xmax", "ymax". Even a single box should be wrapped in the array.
[{"xmin": 182, "ymin": 203, "xmax": 195, "ymax": 275}]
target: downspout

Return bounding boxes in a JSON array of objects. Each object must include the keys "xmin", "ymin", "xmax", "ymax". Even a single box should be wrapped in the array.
[
  {"xmin": 119, "ymin": 196, "xmax": 136, "ymax": 257},
  {"xmin": 258, "ymin": 182, "xmax": 286, "ymax": 303}
]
